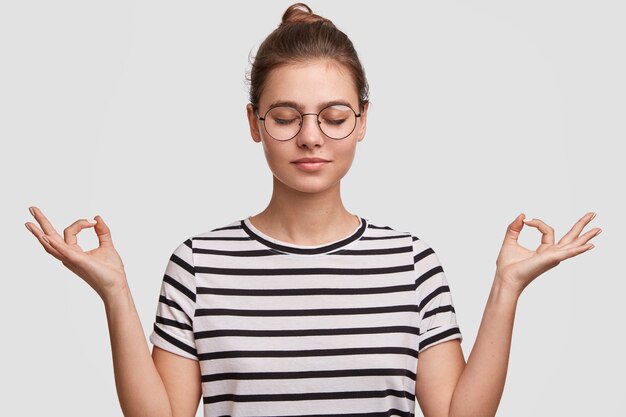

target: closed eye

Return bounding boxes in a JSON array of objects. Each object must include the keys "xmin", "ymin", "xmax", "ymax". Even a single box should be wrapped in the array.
[
  {"xmin": 274, "ymin": 118, "xmax": 299, "ymax": 125},
  {"xmin": 323, "ymin": 118, "xmax": 347, "ymax": 126}
]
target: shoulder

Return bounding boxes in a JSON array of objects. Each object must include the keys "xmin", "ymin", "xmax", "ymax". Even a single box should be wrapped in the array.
[
  {"xmin": 183, "ymin": 218, "xmax": 246, "ymax": 243},
  {"xmin": 364, "ymin": 217, "xmax": 412, "ymax": 237},
  {"xmin": 167, "ymin": 219, "xmax": 246, "ymax": 257},
  {"xmin": 364, "ymin": 217, "xmax": 443, "ymax": 269},
  {"xmin": 193, "ymin": 218, "xmax": 243, "ymax": 238},
  {"xmin": 364, "ymin": 217, "xmax": 430, "ymax": 247}
]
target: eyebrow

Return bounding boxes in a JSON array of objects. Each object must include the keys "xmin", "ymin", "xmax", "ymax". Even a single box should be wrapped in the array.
[{"xmin": 267, "ymin": 100, "xmax": 355, "ymax": 112}]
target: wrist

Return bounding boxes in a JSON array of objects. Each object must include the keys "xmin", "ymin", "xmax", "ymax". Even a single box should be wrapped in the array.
[
  {"xmin": 100, "ymin": 280, "xmax": 131, "ymax": 307},
  {"xmin": 492, "ymin": 273, "xmax": 523, "ymax": 302}
]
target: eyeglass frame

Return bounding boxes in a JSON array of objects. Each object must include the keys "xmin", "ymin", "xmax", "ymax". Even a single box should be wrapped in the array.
[{"xmin": 254, "ymin": 103, "xmax": 362, "ymax": 141}]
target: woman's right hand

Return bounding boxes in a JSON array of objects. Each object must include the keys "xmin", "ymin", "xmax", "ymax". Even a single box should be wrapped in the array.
[{"xmin": 25, "ymin": 206, "xmax": 129, "ymax": 302}]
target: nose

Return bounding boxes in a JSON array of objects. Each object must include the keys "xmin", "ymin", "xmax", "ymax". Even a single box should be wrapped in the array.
[{"xmin": 295, "ymin": 113, "xmax": 325, "ymax": 148}]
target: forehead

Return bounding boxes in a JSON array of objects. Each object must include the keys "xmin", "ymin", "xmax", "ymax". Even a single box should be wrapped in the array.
[{"xmin": 260, "ymin": 59, "xmax": 359, "ymax": 111}]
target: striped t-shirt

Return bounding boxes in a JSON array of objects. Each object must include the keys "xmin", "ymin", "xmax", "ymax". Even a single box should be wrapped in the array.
[{"xmin": 149, "ymin": 215, "xmax": 462, "ymax": 417}]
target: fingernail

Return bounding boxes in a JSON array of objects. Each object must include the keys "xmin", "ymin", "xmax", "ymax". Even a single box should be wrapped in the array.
[
  {"xmin": 590, "ymin": 212, "xmax": 597, "ymax": 220},
  {"xmin": 523, "ymin": 218, "xmax": 533, "ymax": 223},
  {"xmin": 589, "ymin": 244, "xmax": 595, "ymax": 249},
  {"xmin": 87, "ymin": 219, "xmax": 97, "ymax": 224},
  {"xmin": 29, "ymin": 207, "xmax": 35, "ymax": 217},
  {"xmin": 596, "ymin": 228, "xmax": 602, "ymax": 236},
  {"xmin": 25, "ymin": 223, "xmax": 32, "ymax": 232},
  {"xmin": 42, "ymin": 235, "xmax": 50, "ymax": 244}
]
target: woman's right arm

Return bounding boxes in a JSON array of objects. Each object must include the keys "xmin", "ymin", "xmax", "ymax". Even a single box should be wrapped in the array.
[
  {"xmin": 103, "ymin": 284, "xmax": 201, "ymax": 417},
  {"xmin": 25, "ymin": 206, "xmax": 200, "ymax": 417}
]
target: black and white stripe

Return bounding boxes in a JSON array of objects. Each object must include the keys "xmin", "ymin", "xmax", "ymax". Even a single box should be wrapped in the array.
[{"xmin": 149, "ymin": 216, "xmax": 462, "ymax": 417}]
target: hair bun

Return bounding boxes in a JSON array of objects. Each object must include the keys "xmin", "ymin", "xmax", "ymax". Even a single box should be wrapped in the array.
[{"xmin": 281, "ymin": 3, "xmax": 330, "ymax": 25}]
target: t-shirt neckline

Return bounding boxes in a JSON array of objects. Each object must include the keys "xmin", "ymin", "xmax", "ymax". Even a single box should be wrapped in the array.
[{"xmin": 241, "ymin": 215, "xmax": 367, "ymax": 255}]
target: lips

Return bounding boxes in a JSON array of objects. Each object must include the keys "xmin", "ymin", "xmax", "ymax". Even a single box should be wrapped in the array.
[
  {"xmin": 292, "ymin": 158, "xmax": 330, "ymax": 171},
  {"xmin": 292, "ymin": 158, "xmax": 330, "ymax": 163}
]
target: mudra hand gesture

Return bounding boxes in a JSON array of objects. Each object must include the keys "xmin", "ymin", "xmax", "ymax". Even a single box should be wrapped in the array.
[
  {"xmin": 495, "ymin": 212, "xmax": 601, "ymax": 295},
  {"xmin": 24, "ymin": 206, "xmax": 128, "ymax": 301}
]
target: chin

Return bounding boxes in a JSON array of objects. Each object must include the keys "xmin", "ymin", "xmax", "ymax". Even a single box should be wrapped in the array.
[{"xmin": 276, "ymin": 174, "xmax": 343, "ymax": 194}]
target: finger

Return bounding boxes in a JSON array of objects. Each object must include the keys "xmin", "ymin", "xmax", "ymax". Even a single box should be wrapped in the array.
[
  {"xmin": 558, "ymin": 242, "xmax": 595, "ymax": 261},
  {"xmin": 42, "ymin": 232, "xmax": 84, "ymax": 265},
  {"xmin": 562, "ymin": 227, "xmax": 601, "ymax": 249},
  {"xmin": 503, "ymin": 213, "xmax": 526, "ymax": 244},
  {"xmin": 522, "ymin": 217, "xmax": 555, "ymax": 245},
  {"xmin": 29, "ymin": 206, "xmax": 62, "ymax": 238},
  {"xmin": 558, "ymin": 212, "xmax": 596, "ymax": 245},
  {"xmin": 519, "ymin": 241, "xmax": 594, "ymax": 279},
  {"xmin": 93, "ymin": 215, "xmax": 114, "ymax": 247},
  {"xmin": 63, "ymin": 218, "xmax": 97, "ymax": 246},
  {"xmin": 25, "ymin": 221, "xmax": 65, "ymax": 260}
]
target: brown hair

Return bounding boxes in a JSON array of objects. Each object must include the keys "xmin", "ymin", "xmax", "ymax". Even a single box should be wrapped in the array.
[{"xmin": 246, "ymin": 3, "xmax": 370, "ymax": 113}]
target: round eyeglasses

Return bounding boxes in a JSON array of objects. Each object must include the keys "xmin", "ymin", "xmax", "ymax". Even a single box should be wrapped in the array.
[{"xmin": 255, "ymin": 104, "xmax": 362, "ymax": 141}]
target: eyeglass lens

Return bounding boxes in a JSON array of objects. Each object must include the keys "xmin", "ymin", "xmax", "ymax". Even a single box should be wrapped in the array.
[{"xmin": 263, "ymin": 105, "xmax": 356, "ymax": 140}]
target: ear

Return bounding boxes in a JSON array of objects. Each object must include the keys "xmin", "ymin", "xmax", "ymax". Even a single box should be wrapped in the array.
[
  {"xmin": 246, "ymin": 103, "xmax": 262, "ymax": 143},
  {"xmin": 356, "ymin": 101, "xmax": 369, "ymax": 142}
]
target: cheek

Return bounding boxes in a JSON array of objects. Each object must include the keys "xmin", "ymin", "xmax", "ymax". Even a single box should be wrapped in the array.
[
  {"xmin": 261, "ymin": 139, "xmax": 270, "ymax": 158},
  {"xmin": 260, "ymin": 135, "xmax": 278, "ymax": 157},
  {"xmin": 261, "ymin": 139, "xmax": 287, "ymax": 169},
  {"xmin": 335, "ymin": 141, "xmax": 357, "ymax": 163}
]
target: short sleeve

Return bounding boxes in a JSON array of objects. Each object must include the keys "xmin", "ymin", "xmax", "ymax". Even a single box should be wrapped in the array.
[
  {"xmin": 149, "ymin": 238, "xmax": 198, "ymax": 360},
  {"xmin": 412, "ymin": 236, "xmax": 463, "ymax": 353}
]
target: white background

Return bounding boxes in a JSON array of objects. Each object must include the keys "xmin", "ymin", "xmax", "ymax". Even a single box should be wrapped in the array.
[{"xmin": 2, "ymin": 1, "xmax": 624, "ymax": 416}]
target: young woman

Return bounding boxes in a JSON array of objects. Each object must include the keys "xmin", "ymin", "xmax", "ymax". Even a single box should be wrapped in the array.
[{"xmin": 24, "ymin": 3, "xmax": 600, "ymax": 417}]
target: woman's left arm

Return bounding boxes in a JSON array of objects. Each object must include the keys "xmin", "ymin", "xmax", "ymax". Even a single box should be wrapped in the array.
[{"xmin": 415, "ymin": 212, "xmax": 601, "ymax": 417}]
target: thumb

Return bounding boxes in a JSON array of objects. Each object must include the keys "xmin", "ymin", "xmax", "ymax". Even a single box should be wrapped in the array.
[
  {"xmin": 503, "ymin": 213, "xmax": 526, "ymax": 244},
  {"xmin": 93, "ymin": 215, "xmax": 114, "ymax": 246}
]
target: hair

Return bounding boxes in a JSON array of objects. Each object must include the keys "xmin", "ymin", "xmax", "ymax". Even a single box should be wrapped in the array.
[{"xmin": 245, "ymin": 3, "xmax": 370, "ymax": 113}]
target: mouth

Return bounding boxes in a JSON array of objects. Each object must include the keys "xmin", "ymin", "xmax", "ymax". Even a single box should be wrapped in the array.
[
  {"xmin": 292, "ymin": 158, "xmax": 330, "ymax": 163},
  {"xmin": 291, "ymin": 159, "xmax": 330, "ymax": 171}
]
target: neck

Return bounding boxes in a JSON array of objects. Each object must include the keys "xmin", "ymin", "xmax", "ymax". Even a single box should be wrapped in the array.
[{"xmin": 249, "ymin": 176, "xmax": 360, "ymax": 246}]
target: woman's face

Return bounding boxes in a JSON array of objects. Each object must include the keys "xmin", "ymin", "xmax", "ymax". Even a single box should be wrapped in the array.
[{"xmin": 246, "ymin": 59, "xmax": 368, "ymax": 195}]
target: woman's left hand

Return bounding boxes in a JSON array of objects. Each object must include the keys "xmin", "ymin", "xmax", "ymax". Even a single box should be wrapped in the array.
[{"xmin": 495, "ymin": 212, "xmax": 601, "ymax": 295}]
